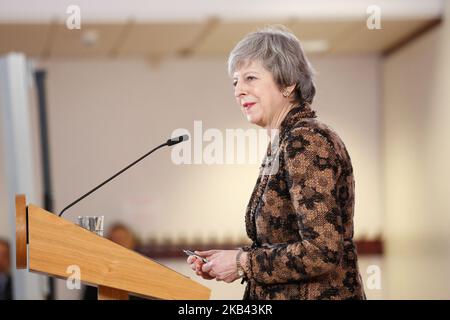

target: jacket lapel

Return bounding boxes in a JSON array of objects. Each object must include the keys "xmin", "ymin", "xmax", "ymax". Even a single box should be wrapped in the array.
[{"xmin": 244, "ymin": 103, "xmax": 317, "ymax": 243}]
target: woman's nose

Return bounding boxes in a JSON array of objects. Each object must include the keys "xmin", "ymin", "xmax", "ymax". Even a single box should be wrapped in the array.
[{"xmin": 234, "ymin": 81, "xmax": 247, "ymax": 98}]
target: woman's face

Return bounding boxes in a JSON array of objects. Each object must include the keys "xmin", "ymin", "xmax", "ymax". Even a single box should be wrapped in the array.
[{"xmin": 233, "ymin": 59, "xmax": 286, "ymax": 128}]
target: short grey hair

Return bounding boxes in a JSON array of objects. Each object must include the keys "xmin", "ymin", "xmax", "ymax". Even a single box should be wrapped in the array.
[{"xmin": 228, "ymin": 25, "xmax": 316, "ymax": 106}]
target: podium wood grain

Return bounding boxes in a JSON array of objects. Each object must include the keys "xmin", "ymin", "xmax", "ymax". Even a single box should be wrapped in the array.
[
  {"xmin": 25, "ymin": 203, "xmax": 210, "ymax": 300},
  {"xmin": 15, "ymin": 195, "xmax": 27, "ymax": 269},
  {"xmin": 98, "ymin": 286, "xmax": 129, "ymax": 300}
]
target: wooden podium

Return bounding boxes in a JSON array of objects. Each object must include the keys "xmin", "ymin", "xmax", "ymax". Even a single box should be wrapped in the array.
[{"xmin": 15, "ymin": 194, "xmax": 211, "ymax": 300}]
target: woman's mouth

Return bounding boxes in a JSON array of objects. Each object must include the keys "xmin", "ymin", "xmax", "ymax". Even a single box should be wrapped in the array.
[{"xmin": 243, "ymin": 102, "xmax": 256, "ymax": 110}]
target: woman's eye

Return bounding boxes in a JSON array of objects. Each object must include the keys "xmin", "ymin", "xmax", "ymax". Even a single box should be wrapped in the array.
[{"xmin": 232, "ymin": 76, "xmax": 255, "ymax": 87}]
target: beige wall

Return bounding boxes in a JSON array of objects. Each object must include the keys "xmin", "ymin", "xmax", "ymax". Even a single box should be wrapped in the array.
[
  {"xmin": 0, "ymin": 54, "xmax": 379, "ymax": 300},
  {"xmin": 30, "ymin": 54, "xmax": 382, "ymax": 244},
  {"xmin": 28, "ymin": 54, "xmax": 382, "ymax": 299},
  {"xmin": 1, "ymin": 53, "xmax": 383, "ymax": 299},
  {"xmin": 382, "ymin": 3, "xmax": 450, "ymax": 298}
]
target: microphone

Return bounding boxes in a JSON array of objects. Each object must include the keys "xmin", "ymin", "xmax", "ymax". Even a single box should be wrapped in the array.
[
  {"xmin": 167, "ymin": 134, "xmax": 189, "ymax": 146},
  {"xmin": 58, "ymin": 134, "xmax": 189, "ymax": 217}
]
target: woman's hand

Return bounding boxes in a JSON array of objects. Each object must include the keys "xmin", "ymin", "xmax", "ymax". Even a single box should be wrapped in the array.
[
  {"xmin": 187, "ymin": 254, "xmax": 215, "ymax": 280},
  {"xmin": 195, "ymin": 249, "xmax": 242, "ymax": 283}
]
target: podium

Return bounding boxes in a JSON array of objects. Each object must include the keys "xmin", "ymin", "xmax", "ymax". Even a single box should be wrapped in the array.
[{"xmin": 15, "ymin": 194, "xmax": 211, "ymax": 300}]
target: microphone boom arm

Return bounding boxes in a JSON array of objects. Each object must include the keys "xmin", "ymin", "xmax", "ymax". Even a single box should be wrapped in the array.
[{"xmin": 59, "ymin": 142, "xmax": 167, "ymax": 217}]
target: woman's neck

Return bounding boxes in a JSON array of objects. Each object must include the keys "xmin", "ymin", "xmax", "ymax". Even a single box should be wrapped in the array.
[{"xmin": 266, "ymin": 102, "xmax": 295, "ymax": 137}]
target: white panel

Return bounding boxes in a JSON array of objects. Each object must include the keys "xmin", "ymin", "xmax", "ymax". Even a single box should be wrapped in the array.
[{"xmin": 0, "ymin": 53, "xmax": 46, "ymax": 299}]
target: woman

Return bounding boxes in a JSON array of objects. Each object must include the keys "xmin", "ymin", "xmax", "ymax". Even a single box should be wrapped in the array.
[{"xmin": 187, "ymin": 25, "xmax": 366, "ymax": 300}]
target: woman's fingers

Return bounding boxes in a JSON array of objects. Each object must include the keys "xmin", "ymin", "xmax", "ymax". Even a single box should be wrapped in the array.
[
  {"xmin": 194, "ymin": 267, "xmax": 214, "ymax": 280},
  {"xmin": 187, "ymin": 256, "xmax": 206, "ymax": 275},
  {"xmin": 200, "ymin": 272, "xmax": 215, "ymax": 280},
  {"xmin": 201, "ymin": 261, "xmax": 213, "ymax": 273},
  {"xmin": 186, "ymin": 250, "xmax": 219, "ymax": 281},
  {"xmin": 186, "ymin": 255, "xmax": 215, "ymax": 280},
  {"xmin": 187, "ymin": 256, "xmax": 200, "ymax": 270},
  {"xmin": 195, "ymin": 250, "xmax": 220, "ymax": 257},
  {"xmin": 187, "ymin": 255, "xmax": 196, "ymax": 264}
]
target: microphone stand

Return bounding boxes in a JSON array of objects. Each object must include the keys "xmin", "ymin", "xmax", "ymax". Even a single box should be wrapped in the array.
[{"xmin": 59, "ymin": 135, "xmax": 187, "ymax": 217}]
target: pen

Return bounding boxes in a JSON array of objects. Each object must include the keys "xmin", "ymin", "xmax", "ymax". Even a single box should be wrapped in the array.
[{"xmin": 183, "ymin": 249, "xmax": 209, "ymax": 263}]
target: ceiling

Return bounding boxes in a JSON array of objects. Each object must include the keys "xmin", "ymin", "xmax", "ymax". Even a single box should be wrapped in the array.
[
  {"xmin": 0, "ymin": 0, "xmax": 443, "ymax": 59},
  {"xmin": 0, "ymin": 18, "xmax": 441, "ymax": 59}
]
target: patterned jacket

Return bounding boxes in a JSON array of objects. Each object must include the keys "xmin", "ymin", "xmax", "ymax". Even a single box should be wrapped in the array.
[{"xmin": 241, "ymin": 104, "xmax": 366, "ymax": 300}]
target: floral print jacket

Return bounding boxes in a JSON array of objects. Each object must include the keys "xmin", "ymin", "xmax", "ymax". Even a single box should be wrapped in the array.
[{"xmin": 241, "ymin": 104, "xmax": 366, "ymax": 300}]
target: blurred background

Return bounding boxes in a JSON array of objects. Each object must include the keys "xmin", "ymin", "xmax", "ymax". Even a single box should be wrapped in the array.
[{"xmin": 0, "ymin": 0, "xmax": 449, "ymax": 299}]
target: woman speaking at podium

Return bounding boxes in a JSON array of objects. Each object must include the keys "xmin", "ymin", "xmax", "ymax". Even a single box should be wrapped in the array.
[{"xmin": 187, "ymin": 25, "xmax": 366, "ymax": 300}]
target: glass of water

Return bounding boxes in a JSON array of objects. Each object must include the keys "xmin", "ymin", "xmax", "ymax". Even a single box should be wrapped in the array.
[{"xmin": 78, "ymin": 216, "xmax": 104, "ymax": 237}]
